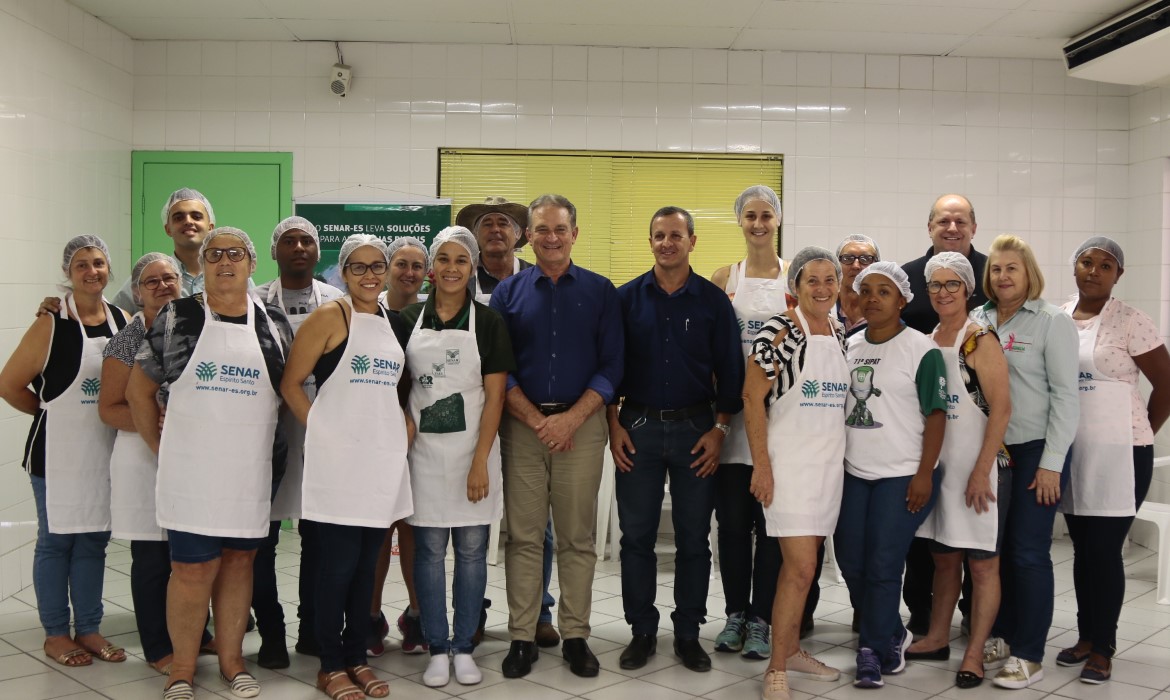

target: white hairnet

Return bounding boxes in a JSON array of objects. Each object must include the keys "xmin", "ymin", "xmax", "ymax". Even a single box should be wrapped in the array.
[
  {"xmin": 1070, "ymin": 235, "xmax": 1124, "ymax": 268},
  {"xmin": 925, "ymin": 252, "xmax": 976, "ymax": 299},
  {"xmin": 62, "ymin": 235, "xmax": 111, "ymax": 275},
  {"xmin": 734, "ymin": 185, "xmax": 782, "ymax": 222},
  {"xmin": 160, "ymin": 188, "xmax": 215, "ymax": 227},
  {"xmin": 787, "ymin": 246, "xmax": 841, "ymax": 290},
  {"xmin": 270, "ymin": 216, "xmax": 320, "ymax": 258},
  {"xmin": 130, "ymin": 252, "xmax": 180, "ymax": 307},
  {"xmin": 429, "ymin": 226, "xmax": 480, "ymax": 266},
  {"xmin": 385, "ymin": 236, "xmax": 430, "ymax": 272},
  {"xmin": 199, "ymin": 226, "xmax": 257, "ymax": 262},
  {"xmin": 836, "ymin": 233, "xmax": 881, "ymax": 260},
  {"xmin": 854, "ymin": 261, "xmax": 914, "ymax": 303},
  {"xmin": 339, "ymin": 234, "xmax": 388, "ymax": 271}
]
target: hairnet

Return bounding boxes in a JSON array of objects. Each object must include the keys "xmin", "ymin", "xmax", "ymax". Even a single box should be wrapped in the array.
[
  {"xmin": 836, "ymin": 233, "xmax": 881, "ymax": 260},
  {"xmin": 339, "ymin": 234, "xmax": 388, "ymax": 271},
  {"xmin": 385, "ymin": 236, "xmax": 430, "ymax": 272},
  {"xmin": 199, "ymin": 226, "xmax": 257, "ymax": 262},
  {"xmin": 1070, "ymin": 235, "xmax": 1124, "ymax": 269},
  {"xmin": 854, "ymin": 261, "xmax": 914, "ymax": 303},
  {"xmin": 925, "ymin": 252, "xmax": 976, "ymax": 299},
  {"xmin": 787, "ymin": 246, "xmax": 841, "ymax": 290},
  {"xmin": 429, "ymin": 226, "xmax": 480, "ymax": 266},
  {"xmin": 270, "ymin": 216, "xmax": 320, "ymax": 258},
  {"xmin": 733, "ymin": 185, "xmax": 782, "ymax": 222},
  {"xmin": 129, "ymin": 252, "xmax": 180, "ymax": 307},
  {"xmin": 160, "ymin": 188, "xmax": 215, "ymax": 227},
  {"xmin": 62, "ymin": 235, "xmax": 111, "ymax": 276}
]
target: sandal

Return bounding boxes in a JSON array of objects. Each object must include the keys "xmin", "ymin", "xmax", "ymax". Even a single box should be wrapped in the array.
[
  {"xmin": 44, "ymin": 643, "xmax": 92, "ymax": 667},
  {"xmin": 346, "ymin": 665, "xmax": 389, "ymax": 698},
  {"xmin": 150, "ymin": 660, "xmax": 173, "ymax": 676},
  {"xmin": 317, "ymin": 670, "xmax": 363, "ymax": 700},
  {"xmin": 221, "ymin": 670, "xmax": 261, "ymax": 698},
  {"xmin": 74, "ymin": 635, "xmax": 126, "ymax": 662},
  {"xmin": 163, "ymin": 679, "xmax": 195, "ymax": 700}
]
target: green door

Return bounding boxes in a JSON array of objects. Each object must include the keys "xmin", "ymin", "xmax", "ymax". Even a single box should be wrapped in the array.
[{"xmin": 132, "ymin": 151, "xmax": 293, "ymax": 283}]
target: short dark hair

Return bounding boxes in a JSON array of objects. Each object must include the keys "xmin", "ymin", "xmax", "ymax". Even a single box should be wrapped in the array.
[
  {"xmin": 649, "ymin": 206, "xmax": 694, "ymax": 237},
  {"xmin": 529, "ymin": 193, "xmax": 577, "ymax": 227}
]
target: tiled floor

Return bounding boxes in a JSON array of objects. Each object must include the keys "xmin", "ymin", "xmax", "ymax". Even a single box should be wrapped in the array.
[{"xmin": 1, "ymin": 533, "xmax": 1168, "ymax": 699}]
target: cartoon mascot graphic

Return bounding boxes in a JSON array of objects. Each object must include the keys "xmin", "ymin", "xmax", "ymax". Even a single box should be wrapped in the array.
[{"xmin": 845, "ymin": 365, "xmax": 881, "ymax": 427}]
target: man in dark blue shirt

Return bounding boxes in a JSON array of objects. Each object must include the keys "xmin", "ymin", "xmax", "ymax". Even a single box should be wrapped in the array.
[
  {"xmin": 489, "ymin": 194, "xmax": 624, "ymax": 679},
  {"xmin": 607, "ymin": 206, "xmax": 744, "ymax": 673}
]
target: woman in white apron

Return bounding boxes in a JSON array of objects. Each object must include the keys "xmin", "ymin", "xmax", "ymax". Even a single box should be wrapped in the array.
[
  {"xmin": 0, "ymin": 235, "xmax": 129, "ymax": 668},
  {"xmin": 399, "ymin": 227, "xmax": 513, "ymax": 688},
  {"xmin": 908, "ymin": 253, "xmax": 1011, "ymax": 689},
  {"xmin": 709, "ymin": 184, "xmax": 791, "ymax": 659},
  {"xmin": 363, "ymin": 234, "xmax": 430, "ymax": 657},
  {"xmin": 97, "ymin": 253, "xmax": 214, "ymax": 675},
  {"xmin": 743, "ymin": 247, "xmax": 848, "ymax": 700},
  {"xmin": 126, "ymin": 227, "xmax": 291, "ymax": 700},
  {"xmin": 1057, "ymin": 237, "xmax": 1170, "ymax": 684},
  {"xmin": 834, "ymin": 262, "xmax": 948, "ymax": 690},
  {"xmin": 281, "ymin": 234, "xmax": 412, "ymax": 700}
]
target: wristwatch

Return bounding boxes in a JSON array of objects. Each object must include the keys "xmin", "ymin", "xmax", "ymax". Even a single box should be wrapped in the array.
[{"xmin": 714, "ymin": 422, "xmax": 730, "ymax": 436}]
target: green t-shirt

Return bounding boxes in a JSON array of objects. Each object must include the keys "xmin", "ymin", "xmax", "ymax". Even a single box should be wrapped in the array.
[{"xmin": 398, "ymin": 296, "xmax": 516, "ymax": 376}]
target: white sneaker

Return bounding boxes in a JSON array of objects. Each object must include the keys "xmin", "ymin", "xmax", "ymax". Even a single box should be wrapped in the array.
[
  {"xmin": 992, "ymin": 656, "xmax": 1044, "ymax": 690},
  {"xmin": 453, "ymin": 653, "xmax": 482, "ymax": 685},
  {"xmin": 786, "ymin": 649, "xmax": 840, "ymax": 681},
  {"xmin": 761, "ymin": 669, "xmax": 790, "ymax": 700},
  {"xmin": 983, "ymin": 637, "xmax": 1011, "ymax": 670},
  {"xmin": 423, "ymin": 655, "xmax": 450, "ymax": 687}
]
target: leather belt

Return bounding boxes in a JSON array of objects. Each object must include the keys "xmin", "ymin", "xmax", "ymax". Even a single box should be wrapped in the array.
[
  {"xmin": 622, "ymin": 400, "xmax": 711, "ymax": 422},
  {"xmin": 537, "ymin": 403, "xmax": 572, "ymax": 416}
]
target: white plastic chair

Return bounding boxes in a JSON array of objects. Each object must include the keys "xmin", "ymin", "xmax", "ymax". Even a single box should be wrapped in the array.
[{"xmin": 1134, "ymin": 456, "xmax": 1170, "ymax": 605}]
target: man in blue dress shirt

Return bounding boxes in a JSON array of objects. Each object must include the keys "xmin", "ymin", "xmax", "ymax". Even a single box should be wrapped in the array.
[
  {"xmin": 607, "ymin": 206, "xmax": 745, "ymax": 673},
  {"xmin": 489, "ymin": 194, "xmax": 624, "ymax": 679}
]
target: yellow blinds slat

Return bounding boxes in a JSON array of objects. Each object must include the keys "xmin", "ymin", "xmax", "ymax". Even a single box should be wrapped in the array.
[{"xmin": 438, "ymin": 149, "xmax": 783, "ymax": 286}]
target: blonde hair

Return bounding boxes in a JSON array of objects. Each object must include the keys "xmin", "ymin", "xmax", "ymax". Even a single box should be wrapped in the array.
[{"xmin": 984, "ymin": 234, "xmax": 1044, "ymax": 304}]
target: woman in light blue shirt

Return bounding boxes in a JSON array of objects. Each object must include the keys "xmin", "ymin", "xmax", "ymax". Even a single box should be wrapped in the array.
[{"xmin": 970, "ymin": 235, "xmax": 1078, "ymax": 691}]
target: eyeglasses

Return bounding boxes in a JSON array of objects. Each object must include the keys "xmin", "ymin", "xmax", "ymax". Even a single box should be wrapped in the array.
[
  {"xmin": 839, "ymin": 254, "xmax": 877, "ymax": 265},
  {"xmin": 203, "ymin": 247, "xmax": 248, "ymax": 263},
  {"xmin": 141, "ymin": 273, "xmax": 180, "ymax": 291},
  {"xmin": 927, "ymin": 280, "xmax": 964, "ymax": 294},
  {"xmin": 345, "ymin": 261, "xmax": 389, "ymax": 276}
]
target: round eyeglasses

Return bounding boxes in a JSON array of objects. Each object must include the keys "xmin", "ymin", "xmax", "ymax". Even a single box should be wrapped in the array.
[{"xmin": 141, "ymin": 273, "xmax": 180, "ymax": 291}]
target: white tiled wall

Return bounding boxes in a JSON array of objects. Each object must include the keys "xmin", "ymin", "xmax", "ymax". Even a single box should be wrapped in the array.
[{"xmin": 0, "ymin": 0, "xmax": 134, "ymax": 597}]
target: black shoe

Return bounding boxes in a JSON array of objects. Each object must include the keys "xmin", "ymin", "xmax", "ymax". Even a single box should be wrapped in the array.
[
  {"xmin": 501, "ymin": 640, "xmax": 538, "ymax": 678},
  {"xmin": 294, "ymin": 637, "xmax": 319, "ymax": 657},
  {"xmin": 562, "ymin": 638, "xmax": 600, "ymax": 677},
  {"xmin": 906, "ymin": 613, "xmax": 929, "ymax": 637},
  {"xmin": 673, "ymin": 637, "xmax": 711, "ymax": 672},
  {"xmin": 904, "ymin": 646, "xmax": 950, "ymax": 661},
  {"xmin": 955, "ymin": 670, "xmax": 984, "ymax": 689},
  {"xmin": 619, "ymin": 634, "xmax": 657, "ymax": 670},
  {"xmin": 245, "ymin": 614, "xmax": 256, "ymax": 633},
  {"xmin": 256, "ymin": 637, "xmax": 289, "ymax": 669},
  {"xmin": 799, "ymin": 615, "xmax": 814, "ymax": 639}
]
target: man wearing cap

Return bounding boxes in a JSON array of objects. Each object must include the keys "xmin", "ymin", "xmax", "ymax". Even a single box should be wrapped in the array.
[
  {"xmin": 250, "ymin": 217, "xmax": 343, "ymax": 667},
  {"xmin": 455, "ymin": 197, "xmax": 561, "ymax": 648},
  {"xmin": 900, "ymin": 194, "xmax": 985, "ymax": 638},
  {"xmin": 111, "ymin": 189, "xmax": 217, "ymax": 311},
  {"xmin": 489, "ymin": 194, "xmax": 623, "ymax": 679},
  {"xmin": 608, "ymin": 206, "xmax": 743, "ymax": 673}
]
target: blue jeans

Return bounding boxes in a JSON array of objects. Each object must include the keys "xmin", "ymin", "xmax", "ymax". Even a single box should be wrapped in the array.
[
  {"xmin": 834, "ymin": 470, "xmax": 939, "ymax": 654},
  {"xmin": 313, "ymin": 522, "xmax": 386, "ymax": 673},
  {"xmin": 414, "ymin": 525, "xmax": 490, "ymax": 655},
  {"xmin": 615, "ymin": 411, "xmax": 716, "ymax": 638},
  {"xmin": 30, "ymin": 475, "xmax": 110, "ymax": 637},
  {"xmin": 992, "ymin": 440, "xmax": 1071, "ymax": 663},
  {"xmin": 540, "ymin": 519, "xmax": 555, "ymax": 624}
]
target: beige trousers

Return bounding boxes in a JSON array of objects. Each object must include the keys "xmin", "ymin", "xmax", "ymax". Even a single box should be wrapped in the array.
[{"xmin": 500, "ymin": 410, "xmax": 607, "ymax": 641}]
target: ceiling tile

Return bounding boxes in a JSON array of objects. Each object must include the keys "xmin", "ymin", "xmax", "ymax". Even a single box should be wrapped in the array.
[
  {"xmin": 509, "ymin": 0, "xmax": 760, "ymax": 27},
  {"xmin": 70, "ymin": 0, "xmax": 273, "ymax": 19},
  {"xmin": 259, "ymin": 0, "xmax": 511, "ymax": 23},
  {"xmin": 949, "ymin": 35, "xmax": 1067, "ymax": 59},
  {"xmin": 102, "ymin": 17, "xmax": 296, "ymax": 40},
  {"xmin": 282, "ymin": 19, "xmax": 513, "ymax": 44},
  {"xmin": 514, "ymin": 23, "xmax": 739, "ymax": 49},
  {"xmin": 980, "ymin": 10, "xmax": 1119, "ymax": 38},
  {"xmin": 734, "ymin": 28, "xmax": 967, "ymax": 55}
]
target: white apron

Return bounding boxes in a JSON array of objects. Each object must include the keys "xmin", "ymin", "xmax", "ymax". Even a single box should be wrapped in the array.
[
  {"xmin": 266, "ymin": 280, "xmax": 323, "ymax": 520},
  {"xmin": 1061, "ymin": 301, "xmax": 1136, "ymax": 516},
  {"xmin": 723, "ymin": 258, "xmax": 788, "ymax": 465},
  {"xmin": 43, "ymin": 294, "xmax": 119, "ymax": 534},
  {"xmin": 156, "ymin": 300, "xmax": 280, "ymax": 538},
  {"xmin": 763, "ymin": 307, "xmax": 848, "ymax": 537},
  {"xmin": 471, "ymin": 258, "xmax": 520, "ymax": 305},
  {"xmin": 301, "ymin": 298, "xmax": 412, "ymax": 527},
  {"xmin": 917, "ymin": 329, "xmax": 998, "ymax": 550},
  {"xmin": 405, "ymin": 302, "xmax": 503, "ymax": 527}
]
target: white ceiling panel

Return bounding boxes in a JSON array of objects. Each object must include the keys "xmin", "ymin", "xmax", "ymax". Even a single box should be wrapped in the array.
[
  {"xmin": 258, "ymin": 0, "xmax": 512, "ymax": 23},
  {"xmin": 749, "ymin": 2, "xmax": 1007, "ymax": 32},
  {"xmin": 513, "ymin": 23, "xmax": 740, "ymax": 49},
  {"xmin": 508, "ymin": 0, "xmax": 761, "ymax": 27},
  {"xmin": 1022, "ymin": 0, "xmax": 1140, "ymax": 12},
  {"xmin": 71, "ymin": 0, "xmax": 274, "ymax": 19},
  {"xmin": 949, "ymin": 35, "xmax": 1068, "ymax": 58},
  {"xmin": 733, "ymin": 28, "xmax": 968, "ymax": 54},
  {"xmin": 978, "ymin": 10, "xmax": 1118, "ymax": 37},
  {"xmin": 102, "ymin": 17, "xmax": 296, "ymax": 40},
  {"xmin": 281, "ymin": 20, "xmax": 513, "ymax": 44}
]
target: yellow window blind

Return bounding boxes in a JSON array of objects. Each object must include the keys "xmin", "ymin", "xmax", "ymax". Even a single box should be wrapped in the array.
[{"xmin": 438, "ymin": 149, "xmax": 783, "ymax": 286}]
